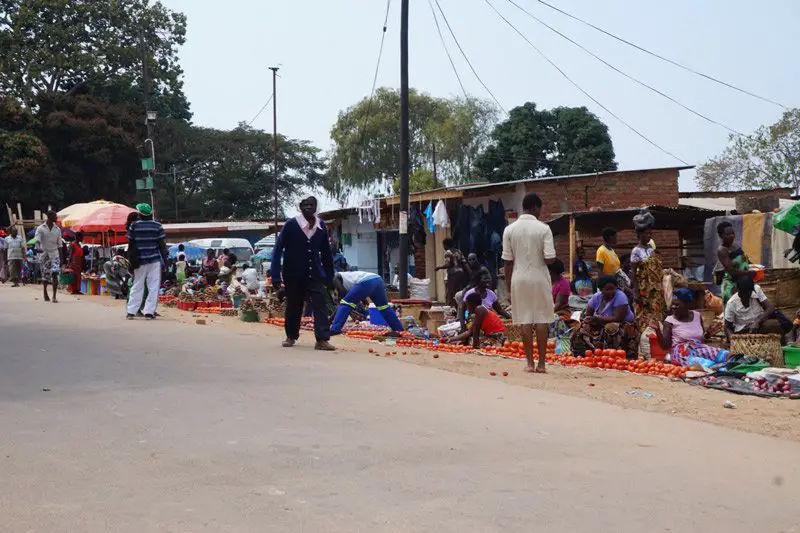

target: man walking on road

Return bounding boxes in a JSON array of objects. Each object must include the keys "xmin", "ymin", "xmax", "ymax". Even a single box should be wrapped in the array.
[
  {"xmin": 34, "ymin": 210, "xmax": 65, "ymax": 303},
  {"xmin": 502, "ymin": 193, "xmax": 556, "ymax": 373},
  {"xmin": 270, "ymin": 196, "xmax": 336, "ymax": 351},
  {"xmin": 126, "ymin": 203, "xmax": 167, "ymax": 320},
  {"xmin": 5, "ymin": 226, "xmax": 25, "ymax": 287}
]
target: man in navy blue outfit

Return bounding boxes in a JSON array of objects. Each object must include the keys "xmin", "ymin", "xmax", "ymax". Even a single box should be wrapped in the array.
[{"xmin": 271, "ymin": 197, "xmax": 336, "ymax": 350}]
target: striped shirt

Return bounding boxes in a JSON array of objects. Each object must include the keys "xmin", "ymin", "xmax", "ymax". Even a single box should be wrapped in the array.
[{"xmin": 127, "ymin": 219, "xmax": 166, "ymax": 265}]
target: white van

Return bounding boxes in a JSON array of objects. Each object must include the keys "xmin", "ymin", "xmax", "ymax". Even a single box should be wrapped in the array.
[{"xmin": 190, "ymin": 238, "xmax": 255, "ymax": 264}]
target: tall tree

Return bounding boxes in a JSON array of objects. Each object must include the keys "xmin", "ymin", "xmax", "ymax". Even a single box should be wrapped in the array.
[
  {"xmin": 0, "ymin": 0, "xmax": 190, "ymax": 120},
  {"xmin": 696, "ymin": 109, "xmax": 800, "ymax": 192},
  {"xmin": 152, "ymin": 124, "xmax": 327, "ymax": 220},
  {"xmin": 474, "ymin": 103, "xmax": 617, "ymax": 182},
  {"xmin": 0, "ymin": 97, "xmax": 55, "ymax": 217},
  {"xmin": 326, "ymin": 88, "xmax": 498, "ymax": 200}
]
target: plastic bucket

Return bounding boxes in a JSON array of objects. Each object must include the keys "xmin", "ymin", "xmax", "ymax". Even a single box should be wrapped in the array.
[
  {"xmin": 783, "ymin": 346, "xmax": 800, "ymax": 369},
  {"xmin": 240, "ymin": 310, "xmax": 259, "ymax": 323},
  {"xmin": 59, "ymin": 272, "xmax": 74, "ymax": 285}
]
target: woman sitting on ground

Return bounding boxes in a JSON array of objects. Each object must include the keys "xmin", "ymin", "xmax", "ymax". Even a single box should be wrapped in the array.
[
  {"xmin": 459, "ymin": 271, "xmax": 511, "ymax": 327},
  {"xmin": 571, "ymin": 275, "xmax": 640, "ymax": 360},
  {"xmin": 650, "ymin": 288, "xmax": 728, "ymax": 367},
  {"xmin": 448, "ymin": 292, "xmax": 507, "ymax": 348}
]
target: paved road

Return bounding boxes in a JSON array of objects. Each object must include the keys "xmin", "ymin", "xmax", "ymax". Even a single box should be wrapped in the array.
[{"xmin": 1, "ymin": 286, "xmax": 799, "ymax": 532}]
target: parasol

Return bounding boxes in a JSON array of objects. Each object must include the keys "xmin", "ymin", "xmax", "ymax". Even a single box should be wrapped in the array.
[
  {"xmin": 168, "ymin": 243, "xmax": 206, "ymax": 262},
  {"xmin": 58, "ymin": 200, "xmax": 123, "ymax": 228},
  {"xmin": 72, "ymin": 205, "xmax": 136, "ymax": 234}
]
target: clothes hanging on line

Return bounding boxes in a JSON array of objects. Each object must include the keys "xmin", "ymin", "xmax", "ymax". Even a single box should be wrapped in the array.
[
  {"xmin": 433, "ymin": 200, "xmax": 449, "ymax": 229},
  {"xmin": 424, "ymin": 202, "xmax": 435, "ymax": 233},
  {"xmin": 357, "ymin": 199, "xmax": 381, "ymax": 224}
]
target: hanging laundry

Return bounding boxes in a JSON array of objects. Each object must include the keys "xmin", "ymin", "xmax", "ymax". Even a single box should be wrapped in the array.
[
  {"xmin": 433, "ymin": 200, "xmax": 449, "ymax": 229},
  {"xmin": 372, "ymin": 198, "xmax": 381, "ymax": 224},
  {"xmin": 424, "ymin": 202, "xmax": 435, "ymax": 233}
]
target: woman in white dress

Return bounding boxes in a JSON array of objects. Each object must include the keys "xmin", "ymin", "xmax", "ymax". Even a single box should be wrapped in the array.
[{"xmin": 502, "ymin": 192, "xmax": 556, "ymax": 373}]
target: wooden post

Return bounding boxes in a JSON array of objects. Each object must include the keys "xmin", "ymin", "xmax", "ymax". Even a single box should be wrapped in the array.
[{"xmin": 568, "ymin": 215, "xmax": 576, "ymax": 280}]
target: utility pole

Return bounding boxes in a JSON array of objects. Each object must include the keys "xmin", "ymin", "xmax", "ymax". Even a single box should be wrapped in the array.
[
  {"xmin": 173, "ymin": 165, "xmax": 179, "ymax": 220},
  {"xmin": 270, "ymin": 66, "xmax": 280, "ymax": 240},
  {"xmin": 141, "ymin": 31, "xmax": 157, "ymax": 219},
  {"xmin": 398, "ymin": 0, "xmax": 410, "ymax": 299},
  {"xmin": 432, "ymin": 143, "xmax": 438, "ymax": 188}
]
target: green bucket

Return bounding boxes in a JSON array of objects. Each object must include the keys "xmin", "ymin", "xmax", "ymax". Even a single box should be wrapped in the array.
[
  {"xmin": 782, "ymin": 346, "xmax": 800, "ymax": 369},
  {"xmin": 59, "ymin": 272, "xmax": 74, "ymax": 285},
  {"xmin": 240, "ymin": 310, "xmax": 259, "ymax": 323}
]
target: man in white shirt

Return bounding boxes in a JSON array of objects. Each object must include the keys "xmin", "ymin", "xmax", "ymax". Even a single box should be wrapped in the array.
[
  {"xmin": 240, "ymin": 263, "xmax": 259, "ymax": 293},
  {"xmin": 34, "ymin": 210, "xmax": 65, "ymax": 303},
  {"xmin": 724, "ymin": 277, "xmax": 792, "ymax": 341},
  {"xmin": 5, "ymin": 227, "xmax": 25, "ymax": 286}
]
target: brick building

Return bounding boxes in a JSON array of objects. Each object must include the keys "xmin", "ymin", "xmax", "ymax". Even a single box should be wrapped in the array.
[{"xmin": 377, "ymin": 166, "xmax": 693, "ymax": 300}]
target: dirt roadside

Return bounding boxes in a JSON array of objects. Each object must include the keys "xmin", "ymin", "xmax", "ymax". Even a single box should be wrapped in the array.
[{"xmin": 53, "ymin": 288, "xmax": 800, "ymax": 442}]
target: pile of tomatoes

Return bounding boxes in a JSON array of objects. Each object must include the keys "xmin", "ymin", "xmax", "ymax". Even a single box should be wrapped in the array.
[
  {"xmin": 262, "ymin": 317, "xmax": 315, "ymax": 330},
  {"xmin": 484, "ymin": 342, "xmax": 687, "ymax": 377},
  {"xmin": 483, "ymin": 340, "xmax": 557, "ymax": 359},
  {"xmin": 395, "ymin": 338, "xmax": 475, "ymax": 353}
]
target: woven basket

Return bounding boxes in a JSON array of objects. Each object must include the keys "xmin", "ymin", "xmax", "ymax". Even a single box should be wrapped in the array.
[
  {"xmin": 504, "ymin": 321, "xmax": 523, "ymax": 342},
  {"xmin": 730, "ymin": 333, "xmax": 784, "ymax": 367}
]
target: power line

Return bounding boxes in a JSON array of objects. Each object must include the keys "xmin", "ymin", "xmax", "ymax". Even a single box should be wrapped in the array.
[
  {"xmin": 356, "ymin": 0, "xmax": 393, "ymax": 144},
  {"xmin": 432, "ymin": 0, "xmax": 506, "ymax": 113},
  {"xmin": 247, "ymin": 94, "xmax": 273, "ymax": 126},
  {"xmin": 484, "ymin": 0, "xmax": 689, "ymax": 165},
  {"xmin": 528, "ymin": 0, "xmax": 788, "ymax": 109},
  {"xmin": 427, "ymin": 0, "xmax": 468, "ymax": 99},
  {"xmin": 505, "ymin": 0, "xmax": 743, "ymax": 136}
]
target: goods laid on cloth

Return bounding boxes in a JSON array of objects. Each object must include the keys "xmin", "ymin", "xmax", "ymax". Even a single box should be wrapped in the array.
[
  {"xmin": 730, "ymin": 333, "xmax": 784, "ymax": 367},
  {"xmin": 689, "ymin": 372, "xmax": 799, "ymax": 399}
]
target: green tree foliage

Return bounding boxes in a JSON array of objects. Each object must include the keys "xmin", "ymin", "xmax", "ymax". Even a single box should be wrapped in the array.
[
  {"xmin": 326, "ymin": 88, "xmax": 498, "ymax": 200},
  {"xmin": 0, "ymin": 0, "xmax": 190, "ymax": 120},
  {"xmin": 153, "ymin": 124, "xmax": 327, "ymax": 220},
  {"xmin": 474, "ymin": 103, "xmax": 617, "ymax": 182},
  {"xmin": 696, "ymin": 109, "xmax": 800, "ymax": 191},
  {"xmin": 0, "ymin": 98, "xmax": 56, "ymax": 207},
  {"xmin": 0, "ymin": 95, "xmax": 145, "ymax": 212}
]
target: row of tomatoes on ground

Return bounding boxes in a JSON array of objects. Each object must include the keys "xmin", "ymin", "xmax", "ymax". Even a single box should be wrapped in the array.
[
  {"xmin": 263, "ymin": 317, "xmax": 315, "ymax": 329},
  {"xmin": 485, "ymin": 344, "xmax": 686, "ymax": 377}
]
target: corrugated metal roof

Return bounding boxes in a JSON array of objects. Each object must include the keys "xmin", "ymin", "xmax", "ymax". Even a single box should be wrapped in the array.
[
  {"xmin": 679, "ymin": 197, "xmax": 796, "ymax": 211},
  {"xmin": 163, "ymin": 221, "xmax": 283, "ymax": 232},
  {"xmin": 379, "ymin": 165, "xmax": 694, "ymax": 202}
]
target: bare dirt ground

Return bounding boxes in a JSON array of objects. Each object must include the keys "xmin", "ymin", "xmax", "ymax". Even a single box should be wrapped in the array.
[{"xmin": 65, "ymin": 288, "xmax": 800, "ymax": 442}]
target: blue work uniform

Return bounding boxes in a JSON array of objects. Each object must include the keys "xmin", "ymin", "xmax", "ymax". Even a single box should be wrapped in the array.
[{"xmin": 331, "ymin": 271, "xmax": 404, "ymax": 333}]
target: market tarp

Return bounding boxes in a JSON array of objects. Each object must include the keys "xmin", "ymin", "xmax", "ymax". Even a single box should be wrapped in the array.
[
  {"xmin": 58, "ymin": 200, "xmax": 123, "ymax": 228},
  {"xmin": 168, "ymin": 243, "xmax": 206, "ymax": 261},
  {"xmin": 72, "ymin": 205, "xmax": 136, "ymax": 234}
]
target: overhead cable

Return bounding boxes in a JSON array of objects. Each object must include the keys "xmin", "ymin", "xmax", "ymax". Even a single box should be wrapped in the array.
[
  {"xmin": 529, "ymin": 0, "xmax": 787, "ymax": 109},
  {"xmin": 484, "ymin": 0, "xmax": 689, "ymax": 165}
]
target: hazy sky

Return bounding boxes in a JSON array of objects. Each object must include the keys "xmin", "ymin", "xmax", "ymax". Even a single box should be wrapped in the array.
[{"xmin": 163, "ymin": 0, "xmax": 798, "ymax": 201}]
